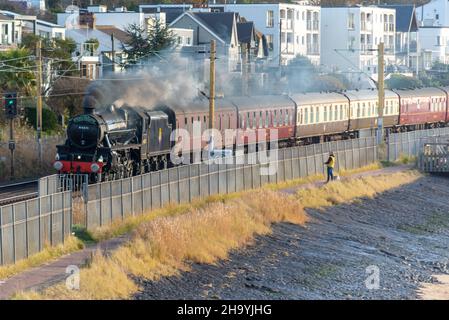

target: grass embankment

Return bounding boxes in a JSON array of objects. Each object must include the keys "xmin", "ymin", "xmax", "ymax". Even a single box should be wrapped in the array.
[{"xmin": 16, "ymin": 168, "xmax": 421, "ymax": 300}]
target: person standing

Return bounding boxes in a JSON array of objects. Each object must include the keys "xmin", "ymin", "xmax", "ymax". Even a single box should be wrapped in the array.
[{"xmin": 325, "ymin": 152, "xmax": 336, "ymax": 183}]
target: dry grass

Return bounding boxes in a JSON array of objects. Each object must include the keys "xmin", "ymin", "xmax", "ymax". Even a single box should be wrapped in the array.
[
  {"xmin": 264, "ymin": 162, "xmax": 382, "ymax": 191},
  {"xmin": 0, "ymin": 236, "xmax": 84, "ymax": 280},
  {"xmin": 296, "ymin": 170, "xmax": 421, "ymax": 209},
  {"xmin": 17, "ymin": 189, "xmax": 307, "ymax": 299}
]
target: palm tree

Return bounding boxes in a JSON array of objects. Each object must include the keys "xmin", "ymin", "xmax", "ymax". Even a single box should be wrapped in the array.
[{"xmin": 0, "ymin": 47, "xmax": 36, "ymax": 96}]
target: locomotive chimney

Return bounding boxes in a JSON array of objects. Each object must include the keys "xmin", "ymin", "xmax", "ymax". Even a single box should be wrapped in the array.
[{"xmin": 82, "ymin": 95, "xmax": 96, "ymax": 114}]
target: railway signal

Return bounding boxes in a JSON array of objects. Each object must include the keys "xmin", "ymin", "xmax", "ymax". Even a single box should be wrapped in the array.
[{"xmin": 4, "ymin": 92, "xmax": 17, "ymax": 119}]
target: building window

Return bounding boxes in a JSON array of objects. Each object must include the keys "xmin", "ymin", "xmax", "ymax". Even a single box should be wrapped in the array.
[
  {"xmin": 280, "ymin": 9, "xmax": 286, "ymax": 19},
  {"xmin": 348, "ymin": 36, "xmax": 355, "ymax": 50},
  {"xmin": 266, "ymin": 10, "xmax": 274, "ymax": 27},
  {"xmin": 266, "ymin": 34, "xmax": 274, "ymax": 51},
  {"xmin": 348, "ymin": 13, "xmax": 355, "ymax": 29},
  {"xmin": 186, "ymin": 37, "xmax": 191, "ymax": 45}
]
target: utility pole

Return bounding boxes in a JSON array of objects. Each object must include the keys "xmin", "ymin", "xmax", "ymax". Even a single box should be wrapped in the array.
[
  {"xmin": 208, "ymin": 39, "xmax": 216, "ymax": 155},
  {"xmin": 242, "ymin": 45, "xmax": 249, "ymax": 96},
  {"xmin": 209, "ymin": 39, "xmax": 216, "ymax": 130},
  {"xmin": 36, "ymin": 39, "xmax": 43, "ymax": 166},
  {"xmin": 377, "ymin": 42, "xmax": 385, "ymax": 145},
  {"xmin": 111, "ymin": 33, "xmax": 115, "ymax": 73}
]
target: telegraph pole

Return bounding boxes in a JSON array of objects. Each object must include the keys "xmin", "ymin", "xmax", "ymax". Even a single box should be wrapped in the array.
[
  {"xmin": 209, "ymin": 39, "xmax": 216, "ymax": 130},
  {"xmin": 36, "ymin": 39, "xmax": 43, "ymax": 165},
  {"xmin": 111, "ymin": 33, "xmax": 116, "ymax": 73},
  {"xmin": 377, "ymin": 42, "xmax": 385, "ymax": 145},
  {"xmin": 208, "ymin": 39, "xmax": 216, "ymax": 155}
]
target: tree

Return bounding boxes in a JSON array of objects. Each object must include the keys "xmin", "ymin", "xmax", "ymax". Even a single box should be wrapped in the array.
[
  {"xmin": 22, "ymin": 34, "xmax": 77, "ymax": 77},
  {"xmin": 0, "ymin": 48, "xmax": 36, "ymax": 95},
  {"xmin": 46, "ymin": 77, "xmax": 90, "ymax": 118},
  {"xmin": 386, "ymin": 74, "xmax": 423, "ymax": 89},
  {"xmin": 123, "ymin": 20, "xmax": 174, "ymax": 66}
]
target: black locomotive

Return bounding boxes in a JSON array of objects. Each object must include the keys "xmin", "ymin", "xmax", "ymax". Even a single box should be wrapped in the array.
[{"xmin": 54, "ymin": 99, "xmax": 173, "ymax": 182}]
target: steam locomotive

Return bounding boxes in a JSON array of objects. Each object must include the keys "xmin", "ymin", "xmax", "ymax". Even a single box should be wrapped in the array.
[{"xmin": 54, "ymin": 86, "xmax": 449, "ymax": 182}]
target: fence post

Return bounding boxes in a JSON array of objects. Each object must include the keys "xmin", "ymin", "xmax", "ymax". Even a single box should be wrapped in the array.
[
  {"xmin": 159, "ymin": 171, "xmax": 162, "ymax": 206},
  {"xmin": 177, "ymin": 168, "xmax": 181, "ymax": 204},
  {"xmin": 25, "ymin": 200, "xmax": 29, "ymax": 257},
  {"xmin": 12, "ymin": 205, "xmax": 16, "ymax": 263},
  {"xmin": 99, "ymin": 183, "xmax": 103, "ymax": 227},
  {"xmin": 131, "ymin": 177, "xmax": 135, "ymax": 215},
  {"xmin": 188, "ymin": 165, "xmax": 192, "ymax": 202},
  {"xmin": 0, "ymin": 207, "xmax": 3, "ymax": 265},
  {"xmin": 120, "ymin": 180, "xmax": 124, "ymax": 221},
  {"xmin": 38, "ymin": 196, "xmax": 42, "ymax": 252},
  {"xmin": 141, "ymin": 175, "xmax": 144, "ymax": 215},
  {"xmin": 49, "ymin": 194, "xmax": 53, "ymax": 246}
]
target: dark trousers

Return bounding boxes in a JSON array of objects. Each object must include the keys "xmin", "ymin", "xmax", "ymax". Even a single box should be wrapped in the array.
[{"xmin": 327, "ymin": 167, "xmax": 334, "ymax": 182}]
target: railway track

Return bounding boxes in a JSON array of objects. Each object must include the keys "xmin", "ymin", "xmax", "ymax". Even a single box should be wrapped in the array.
[{"xmin": 0, "ymin": 180, "xmax": 39, "ymax": 206}]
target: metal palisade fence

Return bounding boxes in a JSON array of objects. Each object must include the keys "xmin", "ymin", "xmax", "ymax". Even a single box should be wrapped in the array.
[
  {"xmin": 387, "ymin": 127, "xmax": 449, "ymax": 162},
  {"xmin": 82, "ymin": 136, "xmax": 377, "ymax": 230},
  {"xmin": 0, "ymin": 190, "xmax": 72, "ymax": 265}
]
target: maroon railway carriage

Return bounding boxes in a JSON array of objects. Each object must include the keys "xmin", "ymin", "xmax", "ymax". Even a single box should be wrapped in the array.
[
  {"xmin": 394, "ymin": 88, "xmax": 447, "ymax": 129},
  {"xmin": 168, "ymin": 97, "xmax": 237, "ymax": 153},
  {"xmin": 230, "ymin": 95, "xmax": 296, "ymax": 147}
]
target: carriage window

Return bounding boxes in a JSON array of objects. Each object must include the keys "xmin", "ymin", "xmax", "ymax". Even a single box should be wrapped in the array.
[
  {"xmin": 357, "ymin": 103, "xmax": 360, "ymax": 118},
  {"xmin": 184, "ymin": 117, "xmax": 188, "ymax": 125},
  {"xmin": 253, "ymin": 112, "xmax": 256, "ymax": 128},
  {"xmin": 241, "ymin": 114, "xmax": 245, "ymax": 128},
  {"xmin": 285, "ymin": 110, "xmax": 289, "ymax": 125},
  {"xmin": 304, "ymin": 108, "xmax": 308, "ymax": 124},
  {"xmin": 259, "ymin": 112, "xmax": 263, "ymax": 128},
  {"xmin": 334, "ymin": 105, "xmax": 338, "ymax": 120},
  {"xmin": 310, "ymin": 107, "xmax": 314, "ymax": 123},
  {"xmin": 266, "ymin": 111, "xmax": 269, "ymax": 127},
  {"xmin": 279, "ymin": 110, "xmax": 283, "ymax": 126},
  {"xmin": 273, "ymin": 110, "xmax": 277, "ymax": 126},
  {"xmin": 329, "ymin": 106, "xmax": 333, "ymax": 121},
  {"xmin": 324, "ymin": 106, "xmax": 328, "ymax": 122},
  {"xmin": 315, "ymin": 107, "xmax": 319, "ymax": 122}
]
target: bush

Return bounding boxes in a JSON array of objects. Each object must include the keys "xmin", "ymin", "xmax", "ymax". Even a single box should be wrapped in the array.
[{"xmin": 24, "ymin": 106, "xmax": 60, "ymax": 132}]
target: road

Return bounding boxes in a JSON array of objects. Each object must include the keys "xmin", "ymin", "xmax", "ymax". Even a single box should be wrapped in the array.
[{"xmin": 134, "ymin": 174, "xmax": 449, "ymax": 300}]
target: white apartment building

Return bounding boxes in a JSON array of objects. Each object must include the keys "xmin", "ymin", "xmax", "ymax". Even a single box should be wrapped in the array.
[
  {"xmin": 57, "ymin": 5, "xmax": 165, "ymax": 34},
  {"xmin": 210, "ymin": 3, "xmax": 320, "ymax": 66},
  {"xmin": 416, "ymin": 0, "xmax": 449, "ymax": 67},
  {"xmin": 321, "ymin": 6, "xmax": 396, "ymax": 85},
  {"xmin": 35, "ymin": 19, "xmax": 65, "ymax": 39}
]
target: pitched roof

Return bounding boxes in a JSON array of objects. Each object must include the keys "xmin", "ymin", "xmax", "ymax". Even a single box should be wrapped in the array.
[
  {"xmin": 381, "ymin": 5, "xmax": 418, "ymax": 32},
  {"xmin": 237, "ymin": 21, "xmax": 254, "ymax": 44},
  {"xmin": 96, "ymin": 26, "xmax": 130, "ymax": 44},
  {"xmin": 141, "ymin": 7, "xmax": 186, "ymax": 24},
  {"xmin": 190, "ymin": 12, "xmax": 237, "ymax": 43}
]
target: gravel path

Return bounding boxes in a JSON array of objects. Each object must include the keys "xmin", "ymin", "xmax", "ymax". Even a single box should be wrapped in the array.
[{"xmin": 134, "ymin": 174, "xmax": 449, "ymax": 300}]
